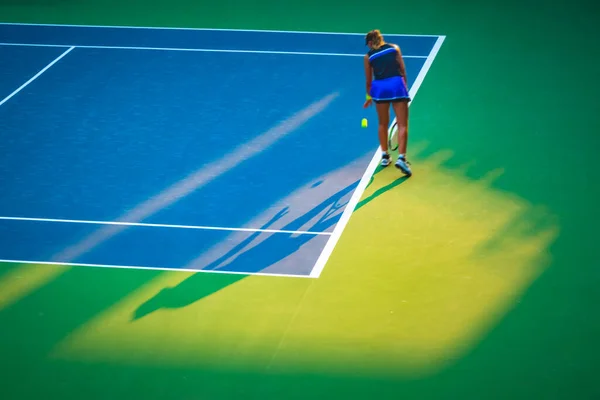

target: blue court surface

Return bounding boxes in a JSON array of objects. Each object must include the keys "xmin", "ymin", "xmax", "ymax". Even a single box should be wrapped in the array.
[{"xmin": 0, "ymin": 23, "xmax": 444, "ymax": 278}]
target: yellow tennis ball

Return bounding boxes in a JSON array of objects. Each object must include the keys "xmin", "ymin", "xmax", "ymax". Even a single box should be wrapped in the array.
[{"xmin": 361, "ymin": 118, "xmax": 368, "ymax": 128}]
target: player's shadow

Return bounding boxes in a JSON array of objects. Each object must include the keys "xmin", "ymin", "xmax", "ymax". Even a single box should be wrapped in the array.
[
  {"xmin": 132, "ymin": 180, "xmax": 359, "ymax": 321},
  {"xmin": 355, "ymin": 165, "xmax": 409, "ymax": 212}
]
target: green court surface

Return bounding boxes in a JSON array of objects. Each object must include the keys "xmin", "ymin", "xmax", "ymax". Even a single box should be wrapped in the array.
[{"xmin": 1, "ymin": 0, "xmax": 599, "ymax": 399}]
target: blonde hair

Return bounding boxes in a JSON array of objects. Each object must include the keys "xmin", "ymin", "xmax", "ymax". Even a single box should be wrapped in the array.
[{"xmin": 366, "ymin": 29, "xmax": 384, "ymax": 48}]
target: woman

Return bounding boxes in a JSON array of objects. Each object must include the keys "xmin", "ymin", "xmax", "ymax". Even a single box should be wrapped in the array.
[{"xmin": 363, "ymin": 29, "xmax": 412, "ymax": 176}]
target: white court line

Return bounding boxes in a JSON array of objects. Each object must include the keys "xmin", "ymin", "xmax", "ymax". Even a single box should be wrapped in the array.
[
  {"xmin": 0, "ymin": 94, "xmax": 337, "ymax": 278},
  {"xmin": 309, "ymin": 35, "xmax": 447, "ymax": 278},
  {"xmin": 0, "ymin": 259, "xmax": 314, "ymax": 279},
  {"xmin": 0, "ymin": 42, "xmax": 428, "ymax": 58},
  {"xmin": 0, "ymin": 22, "xmax": 443, "ymax": 37},
  {"xmin": 0, "ymin": 216, "xmax": 331, "ymax": 236},
  {"xmin": 0, "ymin": 29, "xmax": 444, "ymax": 278},
  {"xmin": 0, "ymin": 46, "xmax": 74, "ymax": 107}
]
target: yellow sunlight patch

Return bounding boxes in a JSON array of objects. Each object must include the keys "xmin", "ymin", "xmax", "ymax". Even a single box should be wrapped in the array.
[{"xmin": 51, "ymin": 143, "xmax": 558, "ymax": 377}]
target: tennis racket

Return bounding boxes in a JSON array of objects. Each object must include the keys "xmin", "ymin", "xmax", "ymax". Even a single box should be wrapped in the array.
[{"xmin": 388, "ymin": 121, "xmax": 399, "ymax": 151}]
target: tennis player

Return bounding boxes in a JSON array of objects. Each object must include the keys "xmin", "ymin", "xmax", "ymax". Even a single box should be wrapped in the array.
[{"xmin": 363, "ymin": 29, "xmax": 412, "ymax": 176}]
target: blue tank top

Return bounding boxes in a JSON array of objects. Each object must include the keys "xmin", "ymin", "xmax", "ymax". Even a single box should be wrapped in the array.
[{"xmin": 368, "ymin": 43, "xmax": 401, "ymax": 80}]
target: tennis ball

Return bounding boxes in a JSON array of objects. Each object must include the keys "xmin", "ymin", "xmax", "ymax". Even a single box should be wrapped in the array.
[{"xmin": 361, "ymin": 118, "xmax": 368, "ymax": 128}]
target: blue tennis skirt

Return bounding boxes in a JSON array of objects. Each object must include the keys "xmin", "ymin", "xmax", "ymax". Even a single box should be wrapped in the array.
[{"xmin": 370, "ymin": 76, "xmax": 410, "ymax": 103}]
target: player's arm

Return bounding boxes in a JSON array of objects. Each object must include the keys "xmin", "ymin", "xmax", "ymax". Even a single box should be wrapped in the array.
[
  {"xmin": 363, "ymin": 54, "xmax": 373, "ymax": 107},
  {"xmin": 393, "ymin": 44, "xmax": 408, "ymax": 85},
  {"xmin": 364, "ymin": 54, "xmax": 373, "ymax": 94}
]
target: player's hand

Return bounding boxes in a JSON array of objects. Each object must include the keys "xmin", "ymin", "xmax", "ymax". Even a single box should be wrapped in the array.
[{"xmin": 363, "ymin": 98, "xmax": 372, "ymax": 108}]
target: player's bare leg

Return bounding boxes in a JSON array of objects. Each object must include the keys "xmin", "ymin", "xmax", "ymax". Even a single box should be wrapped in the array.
[{"xmin": 391, "ymin": 101, "xmax": 412, "ymax": 176}]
